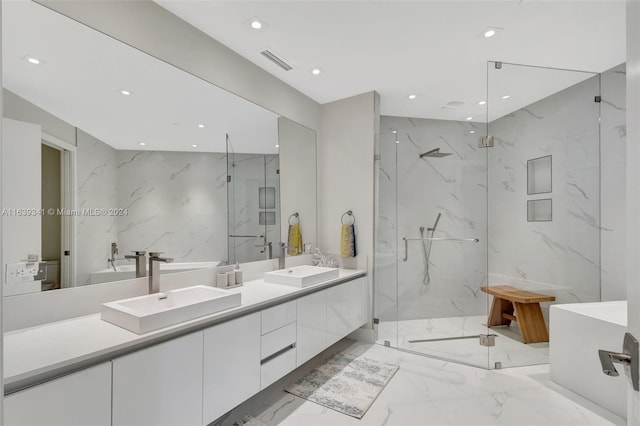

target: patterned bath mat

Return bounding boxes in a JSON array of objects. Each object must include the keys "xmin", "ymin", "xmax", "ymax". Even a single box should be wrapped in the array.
[{"xmin": 285, "ymin": 352, "xmax": 399, "ymax": 419}]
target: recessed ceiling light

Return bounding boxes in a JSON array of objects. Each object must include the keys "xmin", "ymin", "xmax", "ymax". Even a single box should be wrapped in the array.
[
  {"xmin": 22, "ymin": 55, "xmax": 44, "ymax": 65},
  {"xmin": 192, "ymin": 144, "xmax": 198, "ymax": 148},
  {"xmin": 502, "ymin": 95, "xmax": 510, "ymax": 99},
  {"xmin": 139, "ymin": 142, "xmax": 146, "ymax": 146},
  {"xmin": 250, "ymin": 19, "xmax": 263, "ymax": 29},
  {"xmin": 481, "ymin": 27, "xmax": 502, "ymax": 38},
  {"xmin": 275, "ymin": 144, "xmax": 280, "ymax": 148},
  {"xmin": 120, "ymin": 89, "xmax": 132, "ymax": 96},
  {"xmin": 197, "ymin": 124, "xmax": 205, "ymax": 128},
  {"xmin": 466, "ymin": 116, "xmax": 473, "ymax": 121},
  {"xmin": 392, "ymin": 130, "xmax": 397, "ymax": 134},
  {"xmin": 408, "ymin": 94, "xmax": 417, "ymax": 100},
  {"xmin": 478, "ymin": 101, "xmax": 486, "ymax": 105},
  {"xmin": 311, "ymin": 68, "xmax": 322, "ymax": 75},
  {"xmin": 469, "ymin": 130, "xmax": 476, "ymax": 134}
]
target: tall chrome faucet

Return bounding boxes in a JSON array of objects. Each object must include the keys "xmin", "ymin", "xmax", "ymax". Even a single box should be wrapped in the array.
[
  {"xmin": 278, "ymin": 242, "xmax": 292, "ymax": 269},
  {"xmin": 148, "ymin": 252, "xmax": 173, "ymax": 294},
  {"xmin": 125, "ymin": 251, "xmax": 147, "ymax": 278}
]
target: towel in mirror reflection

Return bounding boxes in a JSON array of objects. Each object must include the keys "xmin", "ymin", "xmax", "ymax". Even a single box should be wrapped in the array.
[{"xmin": 288, "ymin": 224, "xmax": 303, "ymax": 255}]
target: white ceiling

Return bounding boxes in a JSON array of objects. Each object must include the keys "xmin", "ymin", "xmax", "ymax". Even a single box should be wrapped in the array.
[
  {"xmin": 156, "ymin": 0, "xmax": 626, "ymax": 123},
  {"xmin": 2, "ymin": 0, "xmax": 279, "ymax": 153}
]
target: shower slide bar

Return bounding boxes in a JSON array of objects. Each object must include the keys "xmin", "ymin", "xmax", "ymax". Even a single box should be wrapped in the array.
[{"xmin": 402, "ymin": 237, "xmax": 480, "ymax": 262}]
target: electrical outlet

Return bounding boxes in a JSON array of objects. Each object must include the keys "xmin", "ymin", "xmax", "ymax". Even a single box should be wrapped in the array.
[{"xmin": 5, "ymin": 262, "xmax": 41, "ymax": 284}]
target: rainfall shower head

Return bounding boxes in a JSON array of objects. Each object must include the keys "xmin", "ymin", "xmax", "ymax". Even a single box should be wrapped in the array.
[{"xmin": 420, "ymin": 148, "xmax": 452, "ymax": 158}]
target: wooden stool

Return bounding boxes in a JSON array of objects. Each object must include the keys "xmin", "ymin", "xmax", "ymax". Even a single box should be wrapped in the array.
[{"xmin": 480, "ymin": 285, "xmax": 555, "ymax": 344}]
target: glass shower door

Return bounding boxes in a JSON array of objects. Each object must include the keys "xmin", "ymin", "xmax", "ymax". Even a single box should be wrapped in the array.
[
  {"xmin": 376, "ymin": 116, "xmax": 490, "ymax": 369},
  {"xmin": 227, "ymin": 142, "xmax": 281, "ymax": 265},
  {"xmin": 486, "ymin": 62, "xmax": 601, "ymax": 368}
]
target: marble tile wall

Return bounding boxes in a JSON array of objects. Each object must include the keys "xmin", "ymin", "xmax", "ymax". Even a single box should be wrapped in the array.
[
  {"xmin": 115, "ymin": 149, "xmax": 228, "ymax": 266},
  {"xmin": 76, "ymin": 130, "xmax": 119, "ymax": 286},
  {"xmin": 77, "ymin": 140, "xmax": 228, "ymax": 285},
  {"xmin": 377, "ymin": 116, "xmax": 488, "ymax": 321},
  {"xmin": 376, "ymin": 64, "xmax": 626, "ymax": 323},
  {"xmin": 488, "ymin": 73, "xmax": 602, "ymax": 308}
]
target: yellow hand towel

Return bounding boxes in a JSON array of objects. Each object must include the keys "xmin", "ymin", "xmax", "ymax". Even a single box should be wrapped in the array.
[
  {"xmin": 288, "ymin": 224, "xmax": 302, "ymax": 255},
  {"xmin": 340, "ymin": 224, "xmax": 357, "ymax": 258}
]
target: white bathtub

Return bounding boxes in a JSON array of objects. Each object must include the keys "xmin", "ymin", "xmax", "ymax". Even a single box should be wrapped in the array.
[
  {"xmin": 89, "ymin": 261, "xmax": 220, "ymax": 284},
  {"xmin": 550, "ymin": 301, "xmax": 627, "ymax": 418}
]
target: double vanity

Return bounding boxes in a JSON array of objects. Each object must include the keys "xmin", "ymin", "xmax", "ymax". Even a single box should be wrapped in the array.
[{"xmin": 3, "ymin": 266, "xmax": 367, "ymax": 426}]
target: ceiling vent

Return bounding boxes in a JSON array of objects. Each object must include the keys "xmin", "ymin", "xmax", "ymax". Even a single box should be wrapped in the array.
[{"xmin": 260, "ymin": 49, "xmax": 293, "ymax": 71}]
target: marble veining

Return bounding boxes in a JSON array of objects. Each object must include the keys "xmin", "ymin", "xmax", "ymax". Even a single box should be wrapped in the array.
[
  {"xmin": 222, "ymin": 341, "xmax": 623, "ymax": 426},
  {"xmin": 77, "ymin": 138, "xmax": 230, "ymax": 284}
]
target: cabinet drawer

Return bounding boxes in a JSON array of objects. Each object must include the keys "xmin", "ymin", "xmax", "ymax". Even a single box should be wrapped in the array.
[
  {"xmin": 260, "ymin": 346, "xmax": 296, "ymax": 390},
  {"xmin": 261, "ymin": 300, "xmax": 296, "ymax": 334},
  {"xmin": 261, "ymin": 322, "xmax": 296, "ymax": 360}
]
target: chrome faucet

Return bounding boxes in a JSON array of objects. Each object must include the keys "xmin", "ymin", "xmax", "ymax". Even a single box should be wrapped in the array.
[
  {"xmin": 148, "ymin": 252, "xmax": 173, "ymax": 294},
  {"xmin": 125, "ymin": 251, "xmax": 147, "ymax": 278},
  {"xmin": 278, "ymin": 242, "xmax": 293, "ymax": 269}
]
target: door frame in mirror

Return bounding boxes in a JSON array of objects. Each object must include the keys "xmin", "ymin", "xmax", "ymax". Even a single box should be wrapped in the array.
[{"xmin": 41, "ymin": 132, "xmax": 77, "ymax": 289}]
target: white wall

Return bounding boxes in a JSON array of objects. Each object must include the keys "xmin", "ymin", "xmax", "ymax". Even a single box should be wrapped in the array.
[
  {"xmin": 3, "ymin": 89, "xmax": 76, "ymax": 146},
  {"xmin": 626, "ymin": 1, "xmax": 640, "ymax": 423},
  {"xmin": 2, "ymin": 118, "xmax": 42, "ymax": 296},
  {"xmin": 279, "ymin": 117, "xmax": 317, "ymax": 249},
  {"xmin": 318, "ymin": 91, "xmax": 378, "ymax": 326},
  {"xmin": 1, "ymin": 5, "xmax": 5, "ymax": 418},
  {"xmin": 36, "ymin": 0, "xmax": 320, "ymax": 132}
]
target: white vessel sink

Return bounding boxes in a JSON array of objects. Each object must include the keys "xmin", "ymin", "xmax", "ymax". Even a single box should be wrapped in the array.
[
  {"xmin": 101, "ymin": 285, "xmax": 241, "ymax": 334},
  {"xmin": 264, "ymin": 265, "xmax": 339, "ymax": 287}
]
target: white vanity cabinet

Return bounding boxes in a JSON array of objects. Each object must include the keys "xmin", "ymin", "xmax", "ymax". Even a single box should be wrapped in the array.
[
  {"xmin": 327, "ymin": 276, "xmax": 367, "ymax": 346},
  {"xmin": 4, "ymin": 362, "xmax": 112, "ymax": 426},
  {"xmin": 112, "ymin": 331, "xmax": 204, "ymax": 426},
  {"xmin": 296, "ymin": 290, "xmax": 327, "ymax": 366},
  {"xmin": 296, "ymin": 276, "xmax": 367, "ymax": 366},
  {"xmin": 202, "ymin": 312, "xmax": 261, "ymax": 424},
  {"xmin": 260, "ymin": 301, "xmax": 297, "ymax": 389}
]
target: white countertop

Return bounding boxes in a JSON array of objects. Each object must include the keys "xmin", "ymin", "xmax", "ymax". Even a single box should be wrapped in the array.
[{"xmin": 4, "ymin": 269, "xmax": 365, "ymax": 393}]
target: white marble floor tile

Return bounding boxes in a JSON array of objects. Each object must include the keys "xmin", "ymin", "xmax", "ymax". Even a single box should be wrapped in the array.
[{"xmin": 225, "ymin": 340, "xmax": 624, "ymax": 426}]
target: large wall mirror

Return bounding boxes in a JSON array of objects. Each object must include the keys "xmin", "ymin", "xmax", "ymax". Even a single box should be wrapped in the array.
[{"xmin": 1, "ymin": 1, "xmax": 317, "ymax": 295}]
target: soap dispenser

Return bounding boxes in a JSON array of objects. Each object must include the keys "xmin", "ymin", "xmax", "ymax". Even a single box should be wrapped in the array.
[{"xmin": 234, "ymin": 262, "xmax": 243, "ymax": 284}]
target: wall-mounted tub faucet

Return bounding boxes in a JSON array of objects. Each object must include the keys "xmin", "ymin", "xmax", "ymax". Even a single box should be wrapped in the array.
[
  {"xmin": 148, "ymin": 252, "xmax": 173, "ymax": 294},
  {"xmin": 125, "ymin": 251, "xmax": 147, "ymax": 278},
  {"xmin": 107, "ymin": 242, "xmax": 119, "ymax": 272},
  {"xmin": 599, "ymin": 332, "xmax": 639, "ymax": 391}
]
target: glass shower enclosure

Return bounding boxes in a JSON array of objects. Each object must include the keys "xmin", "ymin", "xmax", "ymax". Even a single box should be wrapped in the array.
[
  {"xmin": 226, "ymin": 136, "xmax": 280, "ymax": 265},
  {"xmin": 374, "ymin": 62, "xmax": 601, "ymax": 369}
]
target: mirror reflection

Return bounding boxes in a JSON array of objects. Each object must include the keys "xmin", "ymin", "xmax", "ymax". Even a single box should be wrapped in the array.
[{"xmin": 2, "ymin": 1, "xmax": 316, "ymax": 294}]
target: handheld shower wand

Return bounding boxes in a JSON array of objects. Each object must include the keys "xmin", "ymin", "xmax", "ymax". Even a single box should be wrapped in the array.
[{"xmin": 422, "ymin": 213, "xmax": 442, "ymax": 285}]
